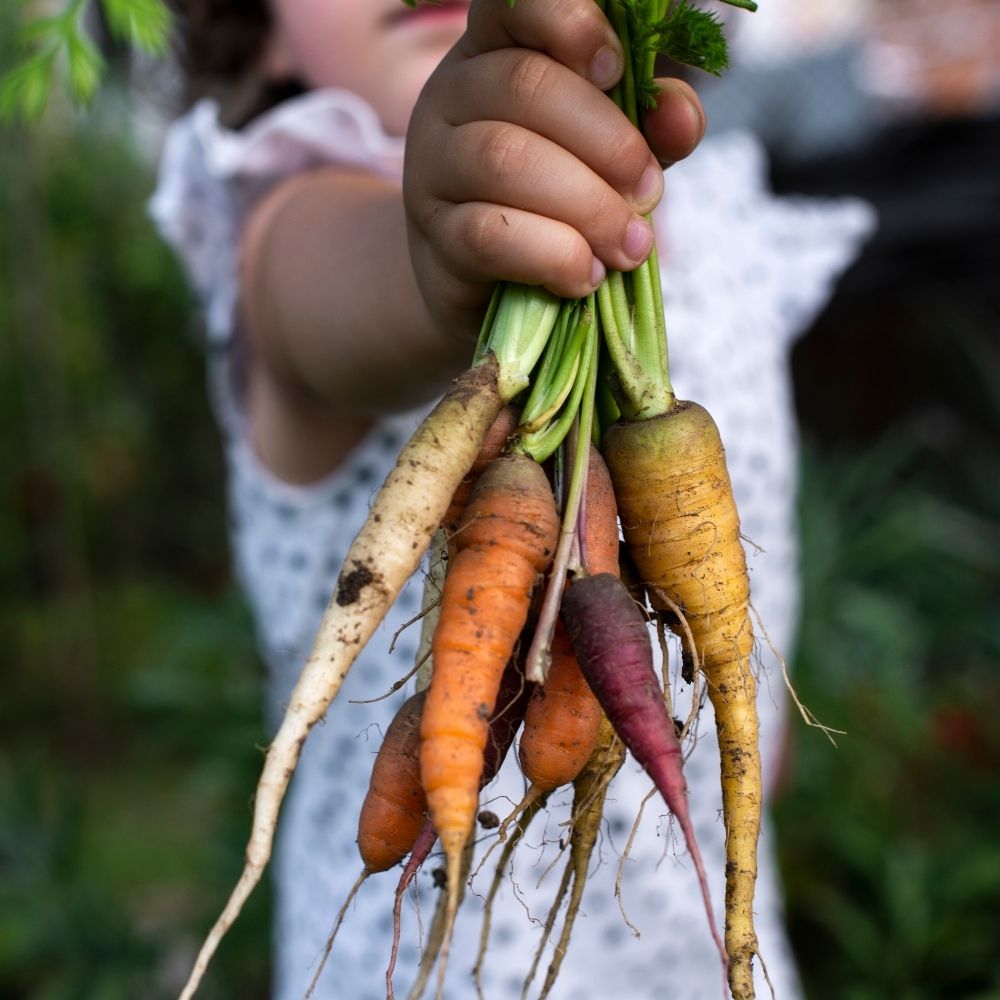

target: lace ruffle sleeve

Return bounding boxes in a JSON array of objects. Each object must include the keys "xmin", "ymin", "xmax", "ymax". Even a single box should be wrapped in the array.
[{"xmin": 148, "ymin": 89, "xmax": 406, "ymax": 347}]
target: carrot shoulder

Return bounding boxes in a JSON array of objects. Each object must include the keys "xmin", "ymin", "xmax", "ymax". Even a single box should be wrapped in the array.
[{"xmin": 441, "ymin": 405, "xmax": 520, "ymax": 536}]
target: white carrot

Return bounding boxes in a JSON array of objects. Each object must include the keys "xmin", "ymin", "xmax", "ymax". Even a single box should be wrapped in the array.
[
  {"xmin": 178, "ymin": 285, "xmax": 561, "ymax": 999},
  {"xmin": 178, "ymin": 361, "xmax": 502, "ymax": 1000}
]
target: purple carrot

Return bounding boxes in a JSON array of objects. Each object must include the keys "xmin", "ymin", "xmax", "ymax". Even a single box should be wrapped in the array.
[{"xmin": 560, "ymin": 572, "xmax": 728, "ymax": 978}]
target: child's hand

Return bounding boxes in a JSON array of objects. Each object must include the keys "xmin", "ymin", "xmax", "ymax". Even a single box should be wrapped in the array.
[{"xmin": 404, "ymin": 0, "xmax": 705, "ymax": 339}]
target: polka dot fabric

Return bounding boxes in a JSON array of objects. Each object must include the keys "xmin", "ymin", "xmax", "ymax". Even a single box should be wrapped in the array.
[{"xmin": 150, "ymin": 92, "xmax": 874, "ymax": 999}]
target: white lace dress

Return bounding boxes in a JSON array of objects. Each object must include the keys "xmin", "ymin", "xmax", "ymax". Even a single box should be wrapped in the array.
[{"xmin": 150, "ymin": 88, "xmax": 874, "ymax": 1000}]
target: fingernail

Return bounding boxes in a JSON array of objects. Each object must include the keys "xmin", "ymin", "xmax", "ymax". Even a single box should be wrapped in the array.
[
  {"xmin": 633, "ymin": 159, "xmax": 663, "ymax": 211},
  {"xmin": 623, "ymin": 218, "xmax": 653, "ymax": 262},
  {"xmin": 588, "ymin": 45, "xmax": 621, "ymax": 90},
  {"xmin": 590, "ymin": 255, "xmax": 606, "ymax": 288},
  {"xmin": 663, "ymin": 78, "xmax": 706, "ymax": 142}
]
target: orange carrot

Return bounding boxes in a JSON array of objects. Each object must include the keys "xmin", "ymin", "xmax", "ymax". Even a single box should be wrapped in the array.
[
  {"xmin": 419, "ymin": 452, "xmax": 559, "ymax": 993},
  {"xmin": 358, "ymin": 690, "xmax": 429, "ymax": 874},
  {"xmin": 516, "ymin": 621, "xmax": 601, "ymax": 797},
  {"xmin": 418, "ymin": 406, "xmax": 522, "ymax": 693}
]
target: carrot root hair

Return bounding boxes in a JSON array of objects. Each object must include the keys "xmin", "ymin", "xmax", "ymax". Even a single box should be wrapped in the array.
[
  {"xmin": 473, "ymin": 790, "xmax": 550, "ymax": 998},
  {"xmin": 387, "ymin": 820, "xmax": 437, "ymax": 1000},
  {"xmin": 493, "ymin": 784, "xmax": 544, "ymax": 845},
  {"xmin": 534, "ymin": 717, "xmax": 626, "ymax": 1000},
  {"xmin": 305, "ymin": 867, "xmax": 370, "ymax": 999},
  {"xmin": 358, "ymin": 690, "xmax": 429, "ymax": 875},
  {"xmin": 521, "ymin": 843, "xmax": 573, "ymax": 1000},
  {"xmin": 404, "ymin": 835, "xmax": 474, "ymax": 1000}
]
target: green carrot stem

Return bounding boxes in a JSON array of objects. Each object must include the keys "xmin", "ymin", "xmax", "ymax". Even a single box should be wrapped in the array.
[
  {"xmin": 631, "ymin": 246, "xmax": 673, "ymax": 403},
  {"xmin": 596, "ymin": 278, "xmax": 657, "ymax": 418},
  {"xmin": 518, "ymin": 300, "xmax": 584, "ymax": 433},
  {"xmin": 474, "ymin": 283, "xmax": 562, "ymax": 402},
  {"xmin": 590, "ymin": 0, "xmax": 758, "ymax": 421},
  {"xmin": 607, "ymin": 0, "xmax": 638, "ymax": 128},
  {"xmin": 472, "ymin": 281, "xmax": 506, "ymax": 361},
  {"xmin": 519, "ymin": 302, "xmax": 595, "ymax": 462},
  {"xmin": 594, "ymin": 345, "xmax": 621, "ymax": 442}
]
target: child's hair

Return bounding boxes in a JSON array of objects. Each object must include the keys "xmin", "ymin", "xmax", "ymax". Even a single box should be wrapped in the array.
[{"xmin": 167, "ymin": 0, "xmax": 304, "ymax": 127}]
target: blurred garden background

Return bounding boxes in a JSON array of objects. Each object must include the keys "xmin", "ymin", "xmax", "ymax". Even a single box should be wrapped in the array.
[{"xmin": 2, "ymin": 1, "xmax": 999, "ymax": 998}]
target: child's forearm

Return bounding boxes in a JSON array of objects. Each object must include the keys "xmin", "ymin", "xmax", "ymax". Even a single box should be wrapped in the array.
[{"xmin": 241, "ymin": 168, "xmax": 478, "ymax": 418}]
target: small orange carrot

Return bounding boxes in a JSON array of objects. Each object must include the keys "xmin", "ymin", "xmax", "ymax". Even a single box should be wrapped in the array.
[
  {"xmin": 516, "ymin": 621, "xmax": 601, "ymax": 799},
  {"xmin": 308, "ymin": 690, "xmax": 429, "ymax": 998},
  {"xmin": 358, "ymin": 690, "xmax": 429, "ymax": 874}
]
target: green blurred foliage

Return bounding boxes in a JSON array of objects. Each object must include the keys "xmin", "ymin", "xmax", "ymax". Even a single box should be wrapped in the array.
[
  {"xmin": 0, "ymin": 75, "xmax": 271, "ymax": 1000},
  {"xmin": 780, "ymin": 312, "xmax": 1000, "ymax": 997},
  {"xmin": 0, "ymin": 0, "xmax": 171, "ymax": 122}
]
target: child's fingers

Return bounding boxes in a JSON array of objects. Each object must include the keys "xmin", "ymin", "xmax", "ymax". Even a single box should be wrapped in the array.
[
  {"xmin": 427, "ymin": 201, "xmax": 603, "ymax": 300},
  {"xmin": 426, "ymin": 120, "xmax": 653, "ymax": 275},
  {"xmin": 643, "ymin": 78, "xmax": 707, "ymax": 166},
  {"xmin": 441, "ymin": 48, "xmax": 662, "ymax": 214},
  {"xmin": 459, "ymin": 0, "xmax": 624, "ymax": 91}
]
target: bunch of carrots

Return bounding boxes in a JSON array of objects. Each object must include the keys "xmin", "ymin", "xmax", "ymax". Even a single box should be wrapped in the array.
[{"xmin": 177, "ymin": 1, "xmax": 770, "ymax": 998}]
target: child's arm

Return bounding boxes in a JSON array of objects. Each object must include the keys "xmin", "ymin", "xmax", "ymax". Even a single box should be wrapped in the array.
[{"xmin": 240, "ymin": 0, "xmax": 705, "ymax": 484}]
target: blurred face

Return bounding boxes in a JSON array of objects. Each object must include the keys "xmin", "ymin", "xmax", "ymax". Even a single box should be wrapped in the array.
[{"xmin": 266, "ymin": 0, "xmax": 470, "ymax": 136}]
